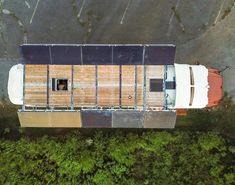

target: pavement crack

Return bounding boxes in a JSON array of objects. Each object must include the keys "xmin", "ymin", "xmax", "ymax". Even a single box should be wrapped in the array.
[
  {"xmin": 70, "ymin": 0, "xmax": 100, "ymax": 43},
  {"xmin": 166, "ymin": 0, "xmax": 181, "ymax": 37},
  {"xmin": 0, "ymin": 1, "xmax": 7, "ymax": 56},
  {"xmin": 1, "ymin": 6, "xmax": 28, "ymax": 43},
  {"xmin": 171, "ymin": 6, "xmax": 185, "ymax": 33}
]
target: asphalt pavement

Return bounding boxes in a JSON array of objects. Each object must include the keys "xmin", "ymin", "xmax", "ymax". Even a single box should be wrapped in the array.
[{"xmin": 0, "ymin": 0, "xmax": 234, "ymax": 99}]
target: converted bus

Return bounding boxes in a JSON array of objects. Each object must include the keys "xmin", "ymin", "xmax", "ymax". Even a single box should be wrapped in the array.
[{"xmin": 8, "ymin": 44, "xmax": 223, "ymax": 128}]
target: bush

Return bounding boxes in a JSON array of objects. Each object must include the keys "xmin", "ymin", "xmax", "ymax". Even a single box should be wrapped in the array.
[
  {"xmin": 0, "ymin": 131, "xmax": 234, "ymax": 185},
  {"xmin": 177, "ymin": 93, "xmax": 235, "ymax": 138}
]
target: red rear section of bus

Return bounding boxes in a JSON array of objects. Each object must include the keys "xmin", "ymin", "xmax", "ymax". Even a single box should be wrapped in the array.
[{"xmin": 207, "ymin": 68, "xmax": 223, "ymax": 107}]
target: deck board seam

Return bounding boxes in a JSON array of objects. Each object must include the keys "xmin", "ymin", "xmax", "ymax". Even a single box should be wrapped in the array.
[
  {"xmin": 95, "ymin": 65, "xmax": 98, "ymax": 108},
  {"xmin": 22, "ymin": 65, "xmax": 26, "ymax": 111},
  {"xmin": 135, "ymin": 65, "xmax": 137, "ymax": 109},
  {"xmin": 71, "ymin": 65, "xmax": 74, "ymax": 110},
  {"xmin": 119, "ymin": 65, "xmax": 122, "ymax": 107},
  {"xmin": 142, "ymin": 46, "xmax": 146, "ymax": 110},
  {"xmin": 47, "ymin": 64, "xmax": 49, "ymax": 109}
]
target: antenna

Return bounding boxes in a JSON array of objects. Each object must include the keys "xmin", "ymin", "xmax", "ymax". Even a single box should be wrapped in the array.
[{"xmin": 219, "ymin": 65, "xmax": 231, "ymax": 73}]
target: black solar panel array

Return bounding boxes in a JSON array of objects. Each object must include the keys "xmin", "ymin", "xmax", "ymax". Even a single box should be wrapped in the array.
[
  {"xmin": 80, "ymin": 110, "xmax": 177, "ymax": 128},
  {"xmin": 20, "ymin": 44, "xmax": 176, "ymax": 65}
]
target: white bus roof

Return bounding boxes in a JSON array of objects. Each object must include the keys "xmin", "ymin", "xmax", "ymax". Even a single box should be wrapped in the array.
[{"xmin": 174, "ymin": 64, "xmax": 208, "ymax": 109}]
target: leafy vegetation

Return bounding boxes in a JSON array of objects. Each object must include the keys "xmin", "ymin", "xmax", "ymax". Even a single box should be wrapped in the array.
[
  {"xmin": 0, "ymin": 94, "xmax": 235, "ymax": 184},
  {"xmin": 221, "ymin": 0, "xmax": 235, "ymax": 21},
  {"xmin": 177, "ymin": 93, "xmax": 235, "ymax": 138},
  {"xmin": 0, "ymin": 131, "xmax": 234, "ymax": 185},
  {"xmin": 0, "ymin": 99, "xmax": 20, "ymax": 139}
]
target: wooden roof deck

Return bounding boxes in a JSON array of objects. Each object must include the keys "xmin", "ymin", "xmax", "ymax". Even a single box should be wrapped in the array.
[{"xmin": 24, "ymin": 65, "xmax": 165, "ymax": 109}]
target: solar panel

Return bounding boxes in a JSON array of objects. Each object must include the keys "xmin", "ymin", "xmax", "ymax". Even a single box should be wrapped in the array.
[
  {"xmin": 20, "ymin": 45, "xmax": 51, "ymax": 64},
  {"xmin": 20, "ymin": 44, "xmax": 176, "ymax": 65},
  {"xmin": 51, "ymin": 45, "xmax": 82, "ymax": 64},
  {"xmin": 81, "ymin": 110, "xmax": 176, "ymax": 128},
  {"xmin": 82, "ymin": 45, "xmax": 112, "ymax": 64},
  {"xmin": 143, "ymin": 111, "xmax": 177, "ymax": 128},
  {"xmin": 113, "ymin": 46, "xmax": 143, "ymax": 65},
  {"xmin": 81, "ymin": 110, "xmax": 112, "ymax": 128},
  {"xmin": 112, "ymin": 111, "xmax": 143, "ymax": 128},
  {"xmin": 144, "ymin": 45, "xmax": 176, "ymax": 65}
]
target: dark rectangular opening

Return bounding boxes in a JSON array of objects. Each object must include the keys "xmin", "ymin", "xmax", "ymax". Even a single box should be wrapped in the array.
[
  {"xmin": 52, "ymin": 78, "xmax": 68, "ymax": 91},
  {"xmin": 165, "ymin": 81, "xmax": 176, "ymax": 89},
  {"xmin": 149, "ymin": 79, "xmax": 163, "ymax": 92}
]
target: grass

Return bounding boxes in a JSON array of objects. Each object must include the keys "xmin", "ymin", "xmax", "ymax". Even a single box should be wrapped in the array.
[
  {"xmin": 1, "ymin": 93, "xmax": 235, "ymax": 140},
  {"xmin": 221, "ymin": 0, "xmax": 235, "ymax": 20},
  {"xmin": 0, "ymin": 99, "xmax": 20, "ymax": 139}
]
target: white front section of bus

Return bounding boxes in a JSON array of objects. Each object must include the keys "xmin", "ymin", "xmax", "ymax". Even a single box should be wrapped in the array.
[{"xmin": 174, "ymin": 64, "xmax": 209, "ymax": 109}]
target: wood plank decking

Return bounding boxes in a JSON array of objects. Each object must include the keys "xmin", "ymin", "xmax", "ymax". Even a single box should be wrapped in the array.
[
  {"xmin": 25, "ymin": 65, "xmax": 47, "ymax": 106},
  {"xmin": 24, "ymin": 65, "xmax": 165, "ymax": 109},
  {"xmin": 74, "ymin": 65, "xmax": 96, "ymax": 106}
]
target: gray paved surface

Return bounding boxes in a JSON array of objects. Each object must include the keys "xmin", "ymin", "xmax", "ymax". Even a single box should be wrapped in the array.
[
  {"xmin": 177, "ymin": 1, "xmax": 235, "ymax": 98},
  {"xmin": 0, "ymin": 0, "xmax": 235, "ymax": 99}
]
